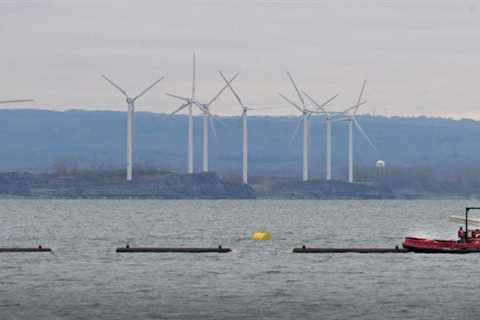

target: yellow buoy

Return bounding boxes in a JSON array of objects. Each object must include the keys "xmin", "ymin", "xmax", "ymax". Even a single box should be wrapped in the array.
[{"xmin": 252, "ymin": 231, "xmax": 272, "ymax": 241}]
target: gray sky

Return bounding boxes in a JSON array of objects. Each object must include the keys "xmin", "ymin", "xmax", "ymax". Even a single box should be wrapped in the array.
[{"xmin": 1, "ymin": 0, "xmax": 480, "ymax": 118}]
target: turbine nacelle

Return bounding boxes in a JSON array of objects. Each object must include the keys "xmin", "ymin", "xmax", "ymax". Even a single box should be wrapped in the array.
[
  {"xmin": 241, "ymin": 106, "xmax": 255, "ymax": 115},
  {"xmin": 196, "ymin": 102, "xmax": 209, "ymax": 112},
  {"xmin": 303, "ymin": 109, "xmax": 316, "ymax": 117}
]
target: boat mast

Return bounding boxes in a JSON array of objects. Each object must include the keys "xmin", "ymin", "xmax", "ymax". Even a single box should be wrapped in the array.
[{"xmin": 466, "ymin": 208, "xmax": 469, "ymax": 242}]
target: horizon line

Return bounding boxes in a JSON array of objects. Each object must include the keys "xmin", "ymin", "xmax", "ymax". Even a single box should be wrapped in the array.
[{"xmin": 0, "ymin": 107, "xmax": 478, "ymax": 122}]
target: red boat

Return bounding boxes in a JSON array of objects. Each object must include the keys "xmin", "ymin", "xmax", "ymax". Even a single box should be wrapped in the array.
[
  {"xmin": 403, "ymin": 237, "xmax": 480, "ymax": 253},
  {"xmin": 402, "ymin": 207, "xmax": 480, "ymax": 253}
]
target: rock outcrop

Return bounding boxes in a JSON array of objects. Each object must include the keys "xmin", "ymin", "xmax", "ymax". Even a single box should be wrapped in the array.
[
  {"xmin": 252, "ymin": 178, "xmax": 394, "ymax": 199},
  {"xmin": 0, "ymin": 171, "xmax": 256, "ymax": 199}
]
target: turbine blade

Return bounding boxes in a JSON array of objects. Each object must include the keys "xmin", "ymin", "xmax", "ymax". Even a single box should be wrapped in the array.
[
  {"xmin": 307, "ymin": 116, "xmax": 311, "ymax": 148},
  {"xmin": 286, "ymin": 71, "xmax": 305, "ymax": 108},
  {"xmin": 198, "ymin": 102, "xmax": 227, "ymax": 127},
  {"xmin": 209, "ymin": 114, "xmax": 218, "ymax": 140},
  {"xmin": 353, "ymin": 117, "xmax": 377, "ymax": 151},
  {"xmin": 134, "ymin": 75, "xmax": 165, "ymax": 100},
  {"xmin": 316, "ymin": 94, "xmax": 338, "ymax": 111},
  {"xmin": 213, "ymin": 113, "xmax": 227, "ymax": 127},
  {"xmin": 219, "ymin": 70, "xmax": 243, "ymax": 108},
  {"xmin": 165, "ymin": 93, "xmax": 190, "ymax": 102},
  {"xmin": 302, "ymin": 90, "xmax": 338, "ymax": 113},
  {"xmin": 343, "ymin": 101, "xmax": 366, "ymax": 114},
  {"xmin": 207, "ymin": 73, "xmax": 238, "ymax": 107},
  {"xmin": 278, "ymin": 93, "xmax": 303, "ymax": 113},
  {"xmin": 254, "ymin": 106, "xmax": 290, "ymax": 110},
  {"xmin": 192, "ymin": 52, "xmax": 196, "ymax": 99},
  {"xmin": 192, "ymin": 101, "xmax": 208, "ymax": 114},
  {"xmin": 301, "ymin": 90, "xmax": 326, "ymax": 112},
  {"xmin": 102, "ymin": 75, "xmax": 128, "ymax": 97},
  {"xmin": 170, "ymin": 102, "xmax": 190, "ymax": 115},
  {"xmin": 0, "ymin": 99, "xmax": 34, "ymax": 104},
  {"xmin": 289, "ymin": 116, "xmax": 304, "ymax": 146},
  {"xmin": 355, "ymin": 80, "xmax": 367, "ymax": 113},
  {"xmin": 331, "ymin": 117, "xmax": 348, "ymax": 123}
]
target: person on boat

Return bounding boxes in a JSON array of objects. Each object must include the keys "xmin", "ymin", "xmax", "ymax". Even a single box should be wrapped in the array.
[
  {"xmin": 458, "ymin": 226, "xmax": 465, "ymax": 242},
  {"xmin": 473, "ymin": 229, "xmax": 480, "ymax": 238}
]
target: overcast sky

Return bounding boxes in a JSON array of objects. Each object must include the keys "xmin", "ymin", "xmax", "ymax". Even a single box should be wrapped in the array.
[{"xmin": 1, "ymin": 0, "xmax": 479, "ymax": 118}]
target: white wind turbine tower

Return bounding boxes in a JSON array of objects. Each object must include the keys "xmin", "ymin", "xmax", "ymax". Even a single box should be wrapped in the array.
[
  {"xmin": 166, "ymin": 53, "xmax": 237, "ymax": 174},
  {"xmin": 344, "ymin": 80, "xmax": 376, "ymax": 183},
  {"xmin": 302, "ymin": 90, "xmax": 365, "ymax": 181},
  {"xmin": 102, "ymin": 74, "xmax": 165, "ymax": 181},
  {"xmin": 278, "ymin": 72, "xmax": 336, "ymax": 182},
  {"xmin": 219, "ymin": 71, "xmax": 254, "ymax": 184}
]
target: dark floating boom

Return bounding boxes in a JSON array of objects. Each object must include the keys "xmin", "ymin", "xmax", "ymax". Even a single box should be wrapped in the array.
[
  {"xmin": 292, "ymin": 246, "xmax": 408, "ymax": 254},
  {"xmin": 116, "ymin": 245, "xmax": 231, "ymax": 253},
  {"xmin": 0, "ymin": 246, "xmax": 51, "ymax": 253}
]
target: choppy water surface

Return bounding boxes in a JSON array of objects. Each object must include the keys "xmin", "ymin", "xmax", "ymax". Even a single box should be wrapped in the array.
[{"xmin": 1, "ymin": 200, "xmax": 479, "ymax": 319}]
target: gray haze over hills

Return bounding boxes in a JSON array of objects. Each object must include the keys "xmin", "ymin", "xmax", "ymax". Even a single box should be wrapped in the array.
[
  {"xmin": 1, "ymin": 0, "xmax": 480, "ymax": 119},
  {"xmin": 1, "ymin": 109, "xmax": 479, "ymax": 179}
]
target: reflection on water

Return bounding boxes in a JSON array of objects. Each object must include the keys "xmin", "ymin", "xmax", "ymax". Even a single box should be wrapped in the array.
[{"xmin": 0, "ymin": 200, "xmax": 479, "ymax": 319}]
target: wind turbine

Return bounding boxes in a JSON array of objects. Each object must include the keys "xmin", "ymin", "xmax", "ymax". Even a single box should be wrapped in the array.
[
  {"xmin": 219, "ymin": 71, "xmax": 254, "ymax": 184},
  {"xmin": 342, "ymin": 81, "xmax": 376, "ymax": 183},
  {"xmin": 302, "ymin": 90, "xmax": 364, "ymax": 181},
  {"xmin": 102, "ymin": 74, "xmax": 165, "ymax": 181},
  {"xmin": 278, "ymin": 72, "xmax": 336, "ymax": 181},
  {"xmin": 166, "ymin": 53, "xmax": 237, "ymax": 173}
]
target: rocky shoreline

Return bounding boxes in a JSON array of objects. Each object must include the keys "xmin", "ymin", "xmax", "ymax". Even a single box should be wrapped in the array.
[
  {"xmin": 0, "ymin": 171, "xmax": 255, "ymax": 199},
  {"xmin": 0, "ymin": 170, "xmax": 400, "ymax": 200}
]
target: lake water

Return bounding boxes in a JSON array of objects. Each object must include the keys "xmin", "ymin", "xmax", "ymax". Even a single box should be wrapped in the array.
[{"xmin": 1, "ymin": 200, "xmax": 479, "ymax": 319}]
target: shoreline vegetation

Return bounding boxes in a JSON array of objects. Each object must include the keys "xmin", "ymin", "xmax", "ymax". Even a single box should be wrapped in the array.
[{"xmin": 0, "ymin": 168, "xmax": 470, "ymax": 200}]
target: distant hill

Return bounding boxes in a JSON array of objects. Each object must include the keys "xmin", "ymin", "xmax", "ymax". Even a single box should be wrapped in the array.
[{"xmin": 0, "ymin": 109, "xmax": 479, "ymax": 179}]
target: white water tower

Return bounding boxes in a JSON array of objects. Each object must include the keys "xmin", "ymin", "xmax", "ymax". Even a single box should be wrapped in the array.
[{"xmin": 376, "ymin": 160, "xmax": 386, "ymax": 180}]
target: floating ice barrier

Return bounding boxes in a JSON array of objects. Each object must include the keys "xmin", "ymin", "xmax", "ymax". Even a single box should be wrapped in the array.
[
  {"xmin": 116, "ymin": 245, "xmax": 231, "ymax": 253},
  {"xmin": 292, "ymin": 245, "xmax": 408, "ymax": 254},
  {"xmin": 0, "ymin": 246, "xmax": 52, "ymax": 253}
]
